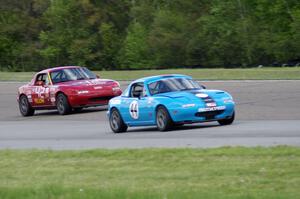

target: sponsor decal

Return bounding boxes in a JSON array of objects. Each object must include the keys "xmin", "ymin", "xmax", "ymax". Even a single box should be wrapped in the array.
[
  {"xmin": 129, "ymin": 100, "xmax": 139, "ymax": 119},
  {"xmin": 34, "ymin": 98, "xmax": 44, "ymax": 104},
  {"xmin": 45, "ymin": 88, "xmax": 50, "ymax": 97},
  {"xmin": 182, "ymin": 104, "xmax": 196, "ymax": 108},
  {"xmin": 196, "ymin": 93, "xmax": 208, "ymax": 98},
  {"xmin": 111, "ymin": 99, "xmax": 121, "ymax": 105},
  {"xmin": 198, "ymin": 106, "xmax": 226, "ymax": 112},
  {"xmin": 112, "ymin": 87, "xmax": 120, "ymax": 92},
  {"xmin": 206, "ymin": 102, "xmax": 216, "ymax": 107},
  {"xmin": 90, "ymin": 79, "xmax": 106, "ymax": 85},
  {"xmin": 147, "ymin": 97, "xmax": 154, "ymax": 104},
  {"xmin": 78, "ymin": 90, "xmax": 89, "ymax": 94},
  {"xmin": 27, "ymin": 94, "xmax": 32, "ymax": 102},
  {"xmin": 94, "ymin": 86, "xmax": 103, "ymax": 90},
  {"xmin": 33, "ymin": 86, "xmax": 46, "ymax": 98},
  {"xmin": 89, "ymin": 80, "xmax": 106, "ymax": 85},
  {"xmin": 50, "ymin": 97, "xmax": 56, "ymax": 102}
]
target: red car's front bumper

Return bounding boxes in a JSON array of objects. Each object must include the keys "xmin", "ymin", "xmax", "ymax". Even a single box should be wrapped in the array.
[{"xmin": 68, "ymin": 89, "xmax": 122, "ymax": 107}]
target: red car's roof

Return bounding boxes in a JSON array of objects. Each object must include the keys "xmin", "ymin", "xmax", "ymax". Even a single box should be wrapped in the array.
[{"xmin": 39, "ymin": 66, "xmax": 81, "ymax": 73}]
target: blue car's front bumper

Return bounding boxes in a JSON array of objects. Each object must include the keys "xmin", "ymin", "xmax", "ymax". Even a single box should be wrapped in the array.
[{"xmin": 168, "ymin": 103, "xmax": 235, "ymax": 123}]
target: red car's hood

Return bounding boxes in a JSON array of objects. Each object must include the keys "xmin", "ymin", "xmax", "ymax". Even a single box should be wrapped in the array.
[{"xmin": 56, "ymin": 79, "xmax": 117, "ymax": 88}]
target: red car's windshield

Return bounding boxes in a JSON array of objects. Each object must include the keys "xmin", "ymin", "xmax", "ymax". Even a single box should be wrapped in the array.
[{"xmin": 50, "ymin": 67, "xmax": 97, "ymax": 84}]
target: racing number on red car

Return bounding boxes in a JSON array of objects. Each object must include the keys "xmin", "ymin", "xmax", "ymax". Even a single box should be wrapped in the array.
[
  {"xmin": 129, "ymin": 100, "xmax": 139, "ymax": 119},
  {"xmin": 32, "ymin": 86, "xmax": 51, "ymax": 105}
]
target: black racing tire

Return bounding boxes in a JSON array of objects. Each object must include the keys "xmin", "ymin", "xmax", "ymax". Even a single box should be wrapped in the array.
[
  {"xmin": 218, "ymin": 111, "xmax": 235, "ymax": 125},
  {"xmin": 156, "ymin": 106, "xmax": 173, "ymax": 131},
  {"xmin": 18, "ymin": 95, "xmax": 35, "ymax": 117},
  {"xmin": 56, "ymin": 93, "xmax": 72, "ymax": 115},
  {"xmin": 109, "ymin": 108, "xmax": 128, "ymax": 133}
]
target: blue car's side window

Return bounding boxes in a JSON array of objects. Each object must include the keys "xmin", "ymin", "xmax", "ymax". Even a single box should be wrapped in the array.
[{"xmin": 130, "ymin": 83, "xmax": 144, "ymax": 98}]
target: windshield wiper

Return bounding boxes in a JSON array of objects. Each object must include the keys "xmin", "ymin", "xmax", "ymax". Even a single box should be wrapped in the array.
[
  {"xmin": 57, "ymin": 79, "xmax": 71, "ymax": 83},
  {"xmin": 180, "ymin": 88, "xmax": 191, "ymax": 91},
  {"xmin": 180, "ymin": 88, "xmax": 200, "ymax": 91}
]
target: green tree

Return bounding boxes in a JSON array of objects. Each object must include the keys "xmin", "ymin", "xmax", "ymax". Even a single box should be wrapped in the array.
[
  {"xmin": 148, "ymin": 9, "xmax": 190, "ymax": 68},
  {"xmin": 118, "ymin": 22, "xmax": 154, "ymax": 69},
  {"xmin": 99, "ymin": 23, "xmax": 122, "ymax": 70}
]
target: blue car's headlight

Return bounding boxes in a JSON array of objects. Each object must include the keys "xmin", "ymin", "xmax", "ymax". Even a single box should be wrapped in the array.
[{"xmin": 224, "ymin": 99, "xmax": 234, "ymax": 103}]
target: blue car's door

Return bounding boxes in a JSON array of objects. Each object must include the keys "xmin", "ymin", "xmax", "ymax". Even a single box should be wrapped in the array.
[
  {"xmin": 119, "ymin": 96, "xmax": 134, "ymax": 123},
  {"xmin": 120, "ymin": 82, "xmax": 154, "ymax": 126},
  {"xmin": 136, "ymin": 97, "xmax": 155, "ymax": 125}
]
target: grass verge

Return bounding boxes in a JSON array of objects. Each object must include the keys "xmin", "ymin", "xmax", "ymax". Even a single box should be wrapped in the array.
[
  {"xmin": 0, "ymin": 146, "xmax": 299, "ymax": 198},
  {"xmin": 0, "ymin": 67, "xmax": 300, "ymax": 81}
]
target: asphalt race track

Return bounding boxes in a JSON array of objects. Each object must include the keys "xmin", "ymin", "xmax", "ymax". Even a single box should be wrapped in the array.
[{"xmin": 0, "ymin": 80, "xmax": 300, "ymax": 149}]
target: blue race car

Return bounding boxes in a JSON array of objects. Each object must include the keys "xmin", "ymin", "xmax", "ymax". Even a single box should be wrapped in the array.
[{"xmin": 107, "ymin": 74, "xmax": 235, "ymax": 133}]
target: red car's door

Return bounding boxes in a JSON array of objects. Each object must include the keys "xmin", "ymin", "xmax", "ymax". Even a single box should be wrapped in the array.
[{"xmin": 31, "ymin": 73, "xmax": 52, "ymax": 107}]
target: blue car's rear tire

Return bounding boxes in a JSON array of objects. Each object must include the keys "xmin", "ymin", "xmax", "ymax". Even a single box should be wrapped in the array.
[
  {"xmin": 109, "ymin": 108, "xmax": 128, "ymax": 133},
  {"xmin": 218, "ymin": 111, "xmax": 235, "ymax": 125},
  {"xmin": 156, "ymin": 106, "xmax": 173, "ymax": 131}
]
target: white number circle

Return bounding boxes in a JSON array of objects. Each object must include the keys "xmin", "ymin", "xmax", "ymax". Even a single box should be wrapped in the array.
[{"xmin": 129, "ymin": 100, "xmax": 139, "ymax": 119}]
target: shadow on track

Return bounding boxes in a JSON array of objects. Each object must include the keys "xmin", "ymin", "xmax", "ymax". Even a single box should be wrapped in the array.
[
  {"xmin": 124, "ymin": 122, "xmax": 221, "ymax": 133},
  {"xmin": 33, "ymin": 107, "xmax": 108, "ymax": 117}
]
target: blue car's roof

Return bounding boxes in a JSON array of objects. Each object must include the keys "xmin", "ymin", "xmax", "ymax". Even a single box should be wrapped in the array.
[{"xmin": 132, "ymin": 74, "xmax": 192, "ymax": 84}]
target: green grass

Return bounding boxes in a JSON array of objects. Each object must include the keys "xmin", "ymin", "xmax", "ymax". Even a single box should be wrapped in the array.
[
  {"xmin": 0, "ymin": 147, "xmax": 300, "ymax": 199},
  {"xmin": 1, "ymin": 67, "xmax": 300, "ymax": 81}
]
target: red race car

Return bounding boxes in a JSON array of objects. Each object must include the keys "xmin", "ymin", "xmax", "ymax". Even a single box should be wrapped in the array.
[{"xmin": 17, "ymin": 66, "xmax": 122, "ymax": 116}]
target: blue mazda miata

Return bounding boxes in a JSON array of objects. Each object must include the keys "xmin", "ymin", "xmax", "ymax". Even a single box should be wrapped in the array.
[{"xmin": 107, "ymin": 74, "xmax": 235, "ymax": 133}]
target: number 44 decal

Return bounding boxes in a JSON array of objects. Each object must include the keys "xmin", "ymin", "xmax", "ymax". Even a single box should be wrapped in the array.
[{"xmin": 129, "ymin": 100, "xmax": 139, "ymax": 119}]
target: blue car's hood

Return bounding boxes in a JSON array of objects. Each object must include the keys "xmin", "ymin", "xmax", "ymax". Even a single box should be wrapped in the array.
[{"xmin": 156, "ymin": 89, "xmax": 230, "ymax": 100}]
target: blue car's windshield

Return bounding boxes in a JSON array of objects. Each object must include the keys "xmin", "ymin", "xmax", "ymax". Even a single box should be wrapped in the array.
[
  {"xmin": 148, "ymin": 78, "xmax": 202, "ymax": 95},
  {"xmin": 50, "ymin": 67, "xmax": 97, "ymax": 84}
]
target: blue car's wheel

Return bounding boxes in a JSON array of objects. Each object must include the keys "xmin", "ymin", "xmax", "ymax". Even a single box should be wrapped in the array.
[
  {"xmin": 110, "ymin": 108, "xmax": 128, "ymax": 133},
  {"xmin": 218, "ymin": 111, "xmax": 235, "ymax": 125},
  {"xmin": 156, "ymin": 106, "xmax": 173, "ymax": 131}
]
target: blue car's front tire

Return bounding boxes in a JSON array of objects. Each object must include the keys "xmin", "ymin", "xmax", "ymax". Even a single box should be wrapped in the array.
[
  {"xmin": 156, "ymin": 106, "xmax": 173, "ymax": 131},
  {"xmin": 218, "ymin": 111, "xmax": 235, "ymax": 125}
]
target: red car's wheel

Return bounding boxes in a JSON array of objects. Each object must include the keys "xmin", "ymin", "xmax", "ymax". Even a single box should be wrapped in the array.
[
  {"xmin": 56, "ymin": 93, "xmax": 71, "ymax": 115},
  {"xmin": 19, "ymin": 95, "xmax": 35, "ymax": 116}
]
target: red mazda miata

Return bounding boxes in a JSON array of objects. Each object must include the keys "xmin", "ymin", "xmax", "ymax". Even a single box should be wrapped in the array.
[{"xmin": 17, "ymin": 66, "xmax": 122, "ymax": 116}]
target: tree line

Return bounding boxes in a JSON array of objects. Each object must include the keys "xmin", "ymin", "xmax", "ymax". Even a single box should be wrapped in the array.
[{"xmin": 0, "ymin": 0, "xmax": 299, "ymax": 71}]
